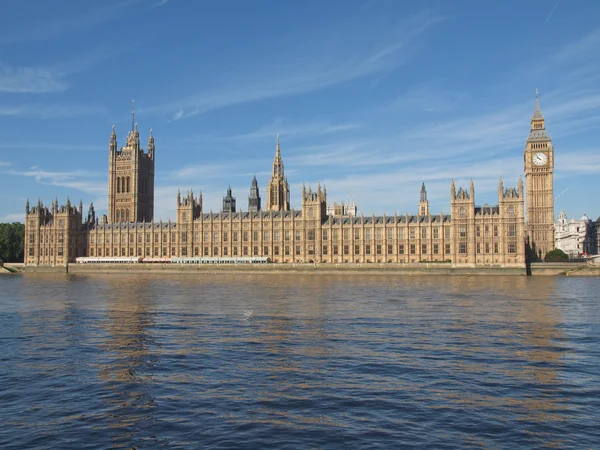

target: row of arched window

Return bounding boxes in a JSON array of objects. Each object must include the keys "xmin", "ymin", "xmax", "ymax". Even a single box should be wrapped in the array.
[
  {"xmin": 115, "ymin": 209, "xmax": 130, "ymax": 222},
  {"xmin": 116, "ymin": 176, "xmax": 131, "ymax": 193},
  {"xmin": 531, "ymin": 142, "xmax": 548, "ymax": 149}
]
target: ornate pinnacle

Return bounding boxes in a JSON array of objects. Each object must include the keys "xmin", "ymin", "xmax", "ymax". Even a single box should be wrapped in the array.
[{"xmin": 532, "ymin": 88, "xmax": 544, "ymax": 120}]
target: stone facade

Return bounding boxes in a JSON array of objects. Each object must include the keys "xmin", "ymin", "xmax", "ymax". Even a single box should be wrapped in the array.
[
  {"xmin": 555, "ymin": 211, "xmax": 595, "ymax": 258},
  {"xmin": 327, "ymin": 201, "xmax": 357, "ymax": 217},
  {"xmin": 108, "ymin": 102, "xmax": 155, "ymax": 223},
  {"xmin": 265, "ymin": 135, "xmax": 290, "ymax": 211},
  {"xmin": 26, "ymin": 96, "xmax": 559, "ymax": 268},
  {"xmin": 592, "ymin": 218, "xmax": 600, "ymax": 256},
  {"xmin": 525, "ymin": 90, "xmax": 555, "ymax": 260}
]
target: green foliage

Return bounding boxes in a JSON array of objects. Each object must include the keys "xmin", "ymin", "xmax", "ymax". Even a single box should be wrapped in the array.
[
  {"xmin": 544, "ymin": 248, "xmax": 569, "ymax": 262},
  {"xmin": 0, "ymin": 222, "xmax": 25, "ymax": 263}
]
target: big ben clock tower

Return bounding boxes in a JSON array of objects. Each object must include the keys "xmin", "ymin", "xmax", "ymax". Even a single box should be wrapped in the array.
[{"xmin": 524, "ymin": 89, "xmax": 555, "ymax": 260}]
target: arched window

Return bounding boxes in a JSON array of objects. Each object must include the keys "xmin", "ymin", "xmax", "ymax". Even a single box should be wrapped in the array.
[
  {"xmin": 116, "ymin": 209, "xmax": 120, "ymax": 221},
  {"xmin": 121, "ymin": 209, "xmax": 125, "ymax": 222},
  {"xmin": 126, "ymin": 209, "xmax": 129, "ymax": 221},
  {"xmin": 126, "ymin": 177, "xmax": 130, "ymax": 193},
  {"xmin": 117, "ymin": 177, "xmax": 121, "ymax": 193}
]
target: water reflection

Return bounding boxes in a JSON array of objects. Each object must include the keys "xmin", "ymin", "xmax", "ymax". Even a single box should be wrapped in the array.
[
  {"xmin": 0, "ymin": 274, "xmax": 598, "ymax": 449},
  {"xmin": 95, "ymin": 277, "xmax": 160, "ymax": 447}
]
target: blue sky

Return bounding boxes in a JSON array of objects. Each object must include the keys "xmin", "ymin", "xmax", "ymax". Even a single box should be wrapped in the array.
[{"xmin": 1, "ymin": 0, "xmax": 600, "ymax": 223}]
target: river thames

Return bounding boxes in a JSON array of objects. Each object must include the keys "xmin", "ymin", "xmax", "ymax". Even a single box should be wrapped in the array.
[{"xmin": 0, "ymin": 274, "xmax": 599, "ymax": 449}]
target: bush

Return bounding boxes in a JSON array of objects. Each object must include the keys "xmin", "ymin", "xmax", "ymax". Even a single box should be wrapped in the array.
[{"xmin": 544, "ymin": 248, "xmax": 569, "ymax": 262}]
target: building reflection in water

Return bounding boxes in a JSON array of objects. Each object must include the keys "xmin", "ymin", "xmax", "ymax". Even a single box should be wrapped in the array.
[
  {"xmin": 94, "ymin": 276, "xmax": 160, "ymax": 447},
  {"xmin": 422, "ymin": 276, "xmax": 568, "ymax": 447}
]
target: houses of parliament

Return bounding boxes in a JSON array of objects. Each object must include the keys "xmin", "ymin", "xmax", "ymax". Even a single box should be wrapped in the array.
[{"xmin": 24, "ymin": 92, "xmax": 557, "ymax": 267}]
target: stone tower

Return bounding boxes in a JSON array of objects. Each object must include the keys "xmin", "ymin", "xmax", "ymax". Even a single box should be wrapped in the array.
[
  {"xmin": 108, "ymin": 101, "xmax": 155, "ymax": 223},
  {"xmin": 222, "ymin": 186, "xmax": 236, "ymax": 213},
  {"xmin": 266, "ymin": 135, "xmax": 290, "ymax": 211},
  {"xmin": 248, "ymin": 175, "xmax": 261, "ymax": 212},
  {"xmin": 524, "ymin": 90, "xmax": 555, "ymax": 259},
  {"xmin": 419, "ymin": 182, "xmax": 429, "ymax": 216},
  {"xmin": 499, "ymin": 177, "xmax": 526, "ymax": 264},
  {"xmin": 302, "ymin": 182, "xmax": 327, "ymax": 263},
  {"xmin": 450, "ymin": 179, "xmax": 476, "ymax": 265}
]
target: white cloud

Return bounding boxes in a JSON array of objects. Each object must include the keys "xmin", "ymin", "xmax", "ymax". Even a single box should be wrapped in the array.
[
  {"xmin": 150, "ymin": 0, "xmax": 171, "ymax": 9},
  {"xmin": 201, "ymin": 119, "xmax": 364, "ymax": 143},
  {"xmin": 0, "ymin": 0, "xmax": 147, "ymax": 44},
  {"xmin": 0, "ymin": 213, "xmax": 24, "ymax": 223},
  {"xmin": 0, "ymin": 43, "xmax": 142, "ymax": 95},
  {"xmin": 0, "ymin": 63, "xmax": 67, "ymax": 94},
  {"xmin": 5, "ymin": 168, "xmax": 106, "ymax": 196},
  {"xmin": 145, "ymin": 10, "xmax": 446, "ymax": 118},
  {"xmin": 389, "ymin": 85, "xmax": 468, "ymax": 113},
  {"xmin": 0, "ymin": 103, "xmax": 106, "ymax": 118}
]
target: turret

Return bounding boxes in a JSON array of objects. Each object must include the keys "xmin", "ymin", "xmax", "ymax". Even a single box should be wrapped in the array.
[
  {"xmin": 266, "ymin": 134, "xmax": 291, "ymax": 211},
  {"xmin": 87, "ymin": 202, "xmax": 95, "ymax": 224},
  {"xmin": 518, "ymin": 177, "xmax": 524, "ymax": 197},
  {"xmin": 419, "ymin": 182, "xmax": 429, "ymax": 216},
  {"xmin": 222, "ymin": 185, "xmax": 236, "ymax": 213},
  {"xmin": 25, "ymin": 199, "xmax": 30, "ymax": 214},
  {"xmin": 109, "ymin": 125, "xmax": 117, "ymax": 154},
  {"xmin": 248, "ymin": 175, "xmax": 262, "ymax": 212},
  {"xmin": 302, "ymin": 182, "xmax": 327, "ymax": 221},
  {"xmin": 148, "ymin": 128, "xmax": 155, "ymax": 159}
]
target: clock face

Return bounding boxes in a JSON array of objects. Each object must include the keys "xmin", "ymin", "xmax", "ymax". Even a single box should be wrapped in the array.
[{"xmin": 532, "ymin": 152, "xmax": 548, "ymax": 166}]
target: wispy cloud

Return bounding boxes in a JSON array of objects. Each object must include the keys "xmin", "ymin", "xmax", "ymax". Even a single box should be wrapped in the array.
[
  {"xmin": 555, "ymin": 149, "xmax": 600, "ymax": 173},
  {"xmin": 0, "ymin": 0, "xmax": 148, "ymax": 44},
  {"xmin": 167, "ymin": 163, "xmax": 234, "ymax": 180},
  {"xmin": 544, "ymin": 0, "xmax": 562, "ymax": 24},
  {"xmin": 0, "ymin": 44, "xmax": 141, "ymax": 94},
  {"xmin": 0, "ymin": 161, "xmax": 12, "ymax": 167},
  {"xmin": 0, "ymin": 213, "xmax": 24, "ymax": 223},
  {"xmin": 389, "ymin": 85, "xmax": 467, "ymax": 113},
  {"xmin": 150, "ymin": 0, "xmax": 171, "ymax": 9},
  {"xmin": 5, "ymin": 167, "xmax": 106, "ymax": 195},
  {"xmin": 0, "ymin": 103, "xmax": 106, "ymax": 118},
  {"xmin": 0, "ymin": 142, "xmax": 104, "ymax": 153},
  {"xmin": 202, "ymin": 119, "xmax": 364, "ymax": 143},
  {"xmin": 0, "ymin": 63, "xmax": 67, "ymax": 93},
  {"xmin": 145, "ymin": 10, "xmax": 446, "ymax": 120}
]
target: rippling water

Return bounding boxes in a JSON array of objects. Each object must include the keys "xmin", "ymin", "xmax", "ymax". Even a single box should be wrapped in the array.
[{"xmin": 1, "ymin": 274, "xmax": 599, "ymax": 449}]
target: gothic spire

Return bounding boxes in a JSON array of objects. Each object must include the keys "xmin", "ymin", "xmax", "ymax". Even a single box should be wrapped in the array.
[
  {"xmin": 110, "ymin": 125, "xmax": 117, "ymax": 150},
  {"xmin": 272, "ymin": 134, "xmax": 284, "ymax": 176},
  {"xmin": 532, "ymin": 88, "xmax": 544, "ymax": 120},
  {"xmin": 420, "ymin": 182, "xmax": 427, "ymax": 202}
]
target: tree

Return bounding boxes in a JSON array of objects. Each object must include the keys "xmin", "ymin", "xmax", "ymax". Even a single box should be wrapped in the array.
[
  {"xmin": 0, "ymin": 222, "xmax": 25, "ymax": 263},
  {"xmin": 544, "ymin": 248, "xmax": 569, "ymax": 262}
]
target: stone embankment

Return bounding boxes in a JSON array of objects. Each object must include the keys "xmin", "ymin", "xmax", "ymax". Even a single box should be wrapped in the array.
[
  {"xmin": 6, "ymin": 262, "xmax": 598, "ymax": 276},
  {"xmin": 12, "ymin": 262, "xmax": 524, "ymax": 276}
]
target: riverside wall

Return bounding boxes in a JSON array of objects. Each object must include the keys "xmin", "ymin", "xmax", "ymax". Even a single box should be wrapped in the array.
[{"xmin": 8, "ymin": 262, "xmax": 599, "ymax": 276}]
